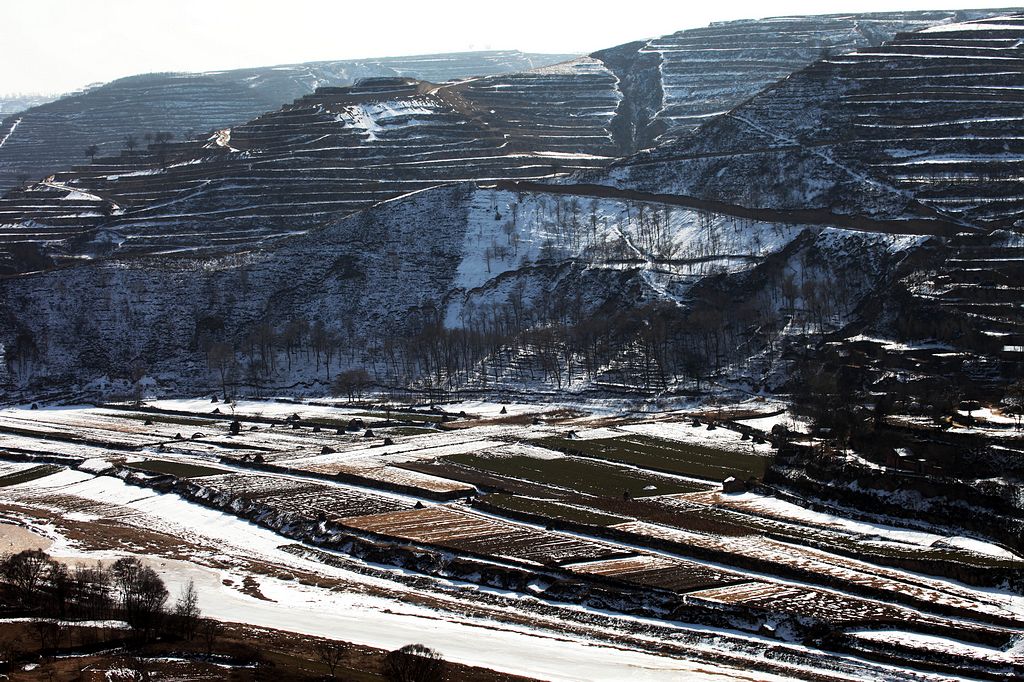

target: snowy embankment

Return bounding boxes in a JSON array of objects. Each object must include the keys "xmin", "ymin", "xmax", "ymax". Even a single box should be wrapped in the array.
[{"xmin": 717, "ymin": 491, "xmax": 1022, "ymax": 561}]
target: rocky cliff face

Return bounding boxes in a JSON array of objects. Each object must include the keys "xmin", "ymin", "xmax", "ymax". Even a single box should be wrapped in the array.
[{"xmin": 0, "ymin": 180, "xmax": 918, "ymax": 398}]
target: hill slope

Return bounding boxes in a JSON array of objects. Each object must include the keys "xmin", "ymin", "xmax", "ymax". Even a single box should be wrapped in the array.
[
  {"xmin": 0, "ymin": 10, "xmax": 1005, "ymax": 274},
  {"xmin": 602, "ymin": 14, "xmax": 1024, "ymax": 228},
  {"xmin": 0, "ymin": 51, "xmax": 575, "ymax": 193}
]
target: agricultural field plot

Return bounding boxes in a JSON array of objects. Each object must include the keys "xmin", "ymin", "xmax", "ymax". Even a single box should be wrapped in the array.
[
  {"xmin": 436, "ymin": 401, "xmax": 548, "ymax": 419},
  {"xmin": 140, "ymin": 398, "xmax": 450, "ymax": 427},
  {"xmin": 478, "ymin": 494, "xmax": 631, "ymax": 526},
  {"xmin": 277, "ymin": 431, "xmax": 507, "ymax": 467},
  {"xmin": 847, "ymin": 629, "xmax": 1024, "ymax": 667},
  {"xmin": 685, "ymin": 581, "xmax": 920, "ymax": 625},
  {"xmin": 0, "ymin": 463, "xmax": 61, "ymax": 487},
  {"xmin": 286, "ymin": 457, "xmax": 474, "ymax": 496},
  {"xmin": 732, "ymin": 411, "xmax": 813, "ymax": 435},
  {"xmin": 112, "ymin": 410, "xmax": 223, "ymax": 428},
  {"xmin": 344, "ymin": 505, "xmax": 624, "ymax": 566},
  {"xmin": 192, "ymin": 473, "xmax": 414, "ymax": 520},
  {"xmin": 424, "ymin": 444, "xmax": 710, "ymax": 499},
  {"xmin": 648, "ymin": 493, "xmax": 969, "ymax": 559},
  {"xmin": 533, "ymin": 432, "xmax": 771, "ymax": 482},
  {"xmin": 44, "ymin": 406, "xmax": 225, "ymax": 437},
  {"xmin": 612, "ymin": 521, "xmax": 1024, "ymax": 623},
  {"xmin": 123, "ymin": 458, "xmax": 231, "ymax": 478},
  {"xmin": 617, "ymin": 420, "xmax": 776, "ymax": 456},
  {"xmin": 201, "ymin": 417, "xmax": 533, "ymax": 467},
  {"xmin": 566, "ymin": 554, "xmax": 752, "ymax": 594},
  {"xmin": 0, "ymin": 460, "xmax": 35, "ymax": 477},
  {"xmin": 269, "ymin": 429, "xmax": 515, "ymax": 495},
  {"xmin": 0, "ymin": 430, "xmax": 134, "ymax": 461},
  {"xmin": 0, "ymin": 406, "xmax": 204, "ymax": 449}
]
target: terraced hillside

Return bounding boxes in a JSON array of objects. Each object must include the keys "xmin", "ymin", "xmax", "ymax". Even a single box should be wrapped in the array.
[
  {"xmin": 604, "ymin": 14, "xmax": 1024, "ymax": 228},
  {"xmin": 0, "ymin": 50, "xmax": 575, "ymax": 193},
  {"xmin": 0, "ymin": 64, "xmax": 621, "ymax": 271},
  {"xmin": 2, "ymin": 11, "xmax": 1024, "ymax": 399},
  {"xmin": 0, "ymin": 11, "xmax": 1006, "ymax": 274},
  {"xmin": 595, "ymin": 8, "xmax": 1003, "ymax": 153}
]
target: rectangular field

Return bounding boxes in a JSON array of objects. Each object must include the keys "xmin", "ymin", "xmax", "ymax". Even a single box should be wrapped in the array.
[
  {"xmin": 533, "ymin": 434, "xmax": 770, "ymax": 482},
  {"xmin": 344, "ymin": 506, "xmax": 625, "ymax": 565},
  {"xmin": 567, "ymin": 554, "xmax": 751, "ymax": 593},
  {"xmin": 440, "ymin": 451, "xmax": 707, "ymax": 498},
  {"xmin": 478, "ymin": 494, "xmax": 631, "ymax": 526},
  {"xmin": 124, "ymin": 459, "xmax": 231, "ymax": 478},
  {"xmin": 195, "ymin": 473, "xmax": 412, "ymax": 520}
]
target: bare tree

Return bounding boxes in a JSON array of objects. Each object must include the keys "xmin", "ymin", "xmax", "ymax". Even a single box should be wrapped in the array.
[
  {"xmin": 199, "ymin": 618, "xmax": 221, "ymax": 656},
  {"xmin": 331, "ymin": 368, "xmax": 372, "ymax": 402},
  {"xmin": 1002, "ymin": 379, "xmax": 1024, "ymax": 430},
  {"xmin": 1, "ymin": 548, "xmax": 53, "ymax": 603},
  {"xmin": 85, "ymin": 144, "xmax": 99, "ymax": 162},
  {"xmin": 382, "ymin": 644, "xmax": 446, "ymax": 682},
  {"xmin": 313, "ymin": 640, "xmax": 347, "ymax": 678},
  {"xmin": 173, "ymin": 579, "xmax": 201, "ymax": 640},
  {"xmin": 110, "ymin": 557, "xmax": 168, "ymax": 636},
  {"xmin": 206, "ymin": 341, "xmax": 236, "ymax": 401}
]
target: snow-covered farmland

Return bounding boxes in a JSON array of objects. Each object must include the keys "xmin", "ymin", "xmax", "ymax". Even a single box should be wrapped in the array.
[{"xmin": 0, "ymin": 400, "xmax": 1020, "ymax": 680}]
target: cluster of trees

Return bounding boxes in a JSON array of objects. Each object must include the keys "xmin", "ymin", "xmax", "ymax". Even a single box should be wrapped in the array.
[
  {"xmin": 192, "ymin": 260, "xmax": 857, "ymax": 399},
  {"xmin": 172, "ymin": 191, "xmax": 884, "ymax": 399},
  {"xmin": 83, "ymin": 131, "xmax": 178, "ymax": 166},
  {"xmin": 197, "ymin": 314, "xmax": 358, "ymax": 397},
  {"xmin": 382, "ymin": 643, "xmax": 445, "ymax": 682},
  {"xmin": 1002, "ymin": 379, "xmax": 1024, "ymax": 429},
  {"xmin": 0, "ymin": 549, "xmax": 449, "ymax": 679},
  {"xmin": 0, "ymin": 550, "xmax": 201, "ymax": 644}
]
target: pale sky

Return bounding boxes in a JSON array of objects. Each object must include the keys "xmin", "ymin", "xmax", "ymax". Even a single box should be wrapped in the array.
[{"xmin": 2, "ymin": 0, "xmax": 1019, "ymax": 95}]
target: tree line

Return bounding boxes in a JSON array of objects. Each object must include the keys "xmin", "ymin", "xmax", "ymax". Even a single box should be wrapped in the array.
[{"xmin": 0, "ymin": 549, "xmax": 201, "ymax": 646}]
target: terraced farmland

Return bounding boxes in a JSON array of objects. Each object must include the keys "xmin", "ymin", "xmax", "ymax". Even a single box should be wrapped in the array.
[
  {"xmin": 567, "ymin": 554, "xmax": 747, "ymax": 593},
  {"xmin": 435, "ymin": 449, "xmax": 709, "ymax": 497},
  {"xmin": 0, "ymin": 10, "xmax": 1001, "ymax": 274},
  {"xmin": 344, "ymin": 505, "xmax": 624, "ymax": 565},
  {"xmin": 534, "ymin": 433, "xmax": 771, "ymax": 481},
  {"xmin": 0, "ymin": 400, "xmax": 1019, "ymax": 681},
  {"xmin": 192, "ymin": 472, "xmax": 413, "ymax": 520},
  {"xmin": 0, "ymin": 50, "xmax": 576, "ymax": 193}
]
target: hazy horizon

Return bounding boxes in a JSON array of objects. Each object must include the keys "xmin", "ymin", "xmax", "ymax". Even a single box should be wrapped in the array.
[{"xmin": 3, "ymin": 0, "xmax": 1020, "ymax": 96}]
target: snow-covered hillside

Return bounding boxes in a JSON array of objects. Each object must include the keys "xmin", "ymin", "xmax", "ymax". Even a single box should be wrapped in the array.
[
  {"xmin": 604, "ymin": 14, "xmax": 1024, "ymax": 228},
  {"xmin": 0, "ymin": 50, "xmax": 576, "ymax": 194},
  {"xmin": 0, "ymin": 181, "xmax": 920, "ymax": 398}
]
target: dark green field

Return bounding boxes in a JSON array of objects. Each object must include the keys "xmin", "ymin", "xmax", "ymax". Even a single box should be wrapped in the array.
[
  {"xmin": 0, "ymin": 464, "xmax": 62, "ymax": 487},
  {"xmin": 480, "ymin": 493, "xmax": 631, "ymax": 526},
  {"xmin": 534, "ymin": 434, "xmax": 770, "ymax": 481},
  {"xmin": 444, "ymin": 452, "xmax": 706, "ymax": 498}
]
